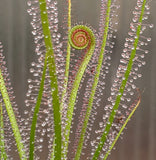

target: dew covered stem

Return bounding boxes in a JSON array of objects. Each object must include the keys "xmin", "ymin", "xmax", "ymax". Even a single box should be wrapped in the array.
[
  {"xmin": 0, "ymin": 70, "xmax": 26, "ymax": 159},
  {"xmin": 29, "ymin": 55, "xmax": 47, "ymax": 159},
  {"xmin": 0, "ymin": 104, "xmax": 8, "ymax": 159},
  {"xmin": 103, "ymin": 94, "xmax": 141, "ymax": 160},
  {"xmin": 62, "ymin": 25, "xmax": 96, "ymax": 159},
  {"xmin": 29, "ymin": 0, "xmax": 62, "ymax": 159},
  {"xmin": 60, "ymin": 0, "xmax": 71, "ymax": 112},
  {"xmin": 74, "ymin": 0, "xmax": 112, "ymax": 159},
  {"xmin": 92, "ymin": 0, "xmax": 147, "ymax": 159}
]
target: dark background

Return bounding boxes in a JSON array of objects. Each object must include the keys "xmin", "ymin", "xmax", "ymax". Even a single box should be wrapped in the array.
[{"xmin": 0, "ymin": 0, "xmax": 156, "ymax": 159}]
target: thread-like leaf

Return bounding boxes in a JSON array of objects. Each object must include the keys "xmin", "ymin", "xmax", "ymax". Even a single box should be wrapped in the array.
[
  {"xmin": 92, "ymin": 0, "xmax": 146, "ymax": 159},
  {"xmin": 0, "ymin": 69, "xmax": 26, "ymax": 159},
  {"xmin": 74, "ymin": 0, "xmax": 112, "ymax": 159},
  {"xmin": 62, "ymin": 25, "xmax": 96, "ymax": 159},
  {"xmin": 60, "ymin": 0, "xmax": 71, "ymax": 111},
  {"xmin": 103, "ymin": 94, "xmax": 141, "ymax": 160},
  {"xmin": 0, "ymin": 104, "xmax": 8, "ymax": 159},
  {"xmin": 29, "ymin": 55, "xmax": 47, "ymax": 159},
  {"xmin": 29, "ymin": 0, "xmax": 62, "ymax": 159},
  {"xmin": 38, "ymin": 0, "xmax": 61, "ymax": 159}
]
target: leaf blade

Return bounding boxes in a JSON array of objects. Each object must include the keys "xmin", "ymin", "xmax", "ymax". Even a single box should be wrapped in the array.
[
  {"xmin": 92, "ymin": 0, "xmax": 147, "ymax": 159},
  {"xmin": 0, "ymin": 70, "xmax": 26, "ymax": 160},
  {"xmin": 0, "ymin": 104, "xmax": 8, "ymax": 160},
  {"xmin": 103, "ymin": 96, "xmax": 141, "ymax": 160},
  {"xmin": 38, "ymin": 1, "xmax": 62, "ymax": 159},
  {"xmin": 74, "ymin": 0, "xmax": 112, "ymax": 159}
]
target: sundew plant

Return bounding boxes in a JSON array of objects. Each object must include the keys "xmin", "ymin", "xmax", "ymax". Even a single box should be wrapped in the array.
[{"xmin": 0, "ymin": 0, "xmax": 153, "ymax": 159}]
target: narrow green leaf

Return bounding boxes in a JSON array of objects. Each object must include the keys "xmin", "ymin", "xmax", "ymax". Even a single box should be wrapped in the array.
[
  {"xmin": 0, "ymin": 104, "xmax": 8, "ymax": 159},
  {"xmin": 103, "ymin": 95, "xmax": 141, "ymax": 160},
  {"xmin": 38, "ymin": 0, "xmax": 61, "ymax": 159},
  {"xmin": 74, "ymin": 0, "xmax": 112, "ymax": 159},
  {"xmin": 60, "ymin": 0, "xmax": 71, "ymax": 111},
  {"xmin": 0, "ymin": 70, "xmax": 26, "ymax": 160},
  {"xmin": 92, "ymin": 0, "xmax": 147, "ymax": 159},
  {"xmin": 62, "ymin": 25, "xmax": 96, "ymax": 159},
  {"xmin": 29, "ymin": 55, "xmax": 47, "ymax": 159}
]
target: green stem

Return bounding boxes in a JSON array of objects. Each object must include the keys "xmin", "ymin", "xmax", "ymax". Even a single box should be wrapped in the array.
[
  {"xmin": 0, "ymin": 104, "xmax": 8, "ymax": 159},
  {"xmin": 62, "ymin": 25, "xmax": 96, "ymax": 159},
  {"xmin": 0, "ymin": 70, "xmax": 26, "ymax": 160},
  {"xmin": 61, "ymin": 1, "xmax": 71, "ymax": 158},
  {"xmin": 74, "ymin": 0, "xmax": 112, "ymax": 159},
  {"xmin": 29, "ymin": 55, "xmax": 47, "ymax": 159},
  {"xmin": 39, "ymin": 0, "xmax": 61, "ymax": 159},
  {"xmin": 92, "ymin": 0, "xmax": 146, "ymax": 159},
  {"xmin": 60, "ymin": 0, "xmax": 71, "ymax": 111},
  {"xmin": 103, "ymin": 97, "xmax": 141, "ymax": 160}
]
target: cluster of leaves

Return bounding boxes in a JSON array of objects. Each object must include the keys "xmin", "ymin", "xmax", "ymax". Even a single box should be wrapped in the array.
[{"xmin": 0, "ymin": 0, "xmax": 153, "ymax": 159}]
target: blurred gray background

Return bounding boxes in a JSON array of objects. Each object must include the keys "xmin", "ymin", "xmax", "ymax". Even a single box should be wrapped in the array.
[{"xmin": 0, "ymin": 0, "xmax": 156, "ymax": 160}]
